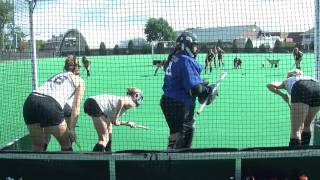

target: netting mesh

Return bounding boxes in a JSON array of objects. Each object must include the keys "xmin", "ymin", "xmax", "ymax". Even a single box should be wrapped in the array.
[{"xmin": 0, "ymin": 0, "xmax": 319, "ymax": 158}]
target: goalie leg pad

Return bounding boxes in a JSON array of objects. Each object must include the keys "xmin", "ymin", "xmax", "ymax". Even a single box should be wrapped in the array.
[
  {"xmin": 175, "ymin": 108, "xmax": 195, "ymax": 149},
  {"xmin": 167, "ymin": 132, "xmax": 180, "ymax": 150}
]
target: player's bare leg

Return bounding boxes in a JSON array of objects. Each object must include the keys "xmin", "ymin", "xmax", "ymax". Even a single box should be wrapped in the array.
[
  {"xmin": 204, "ymin": 60, "xmax": 209, "ymax": 74},
  {"xmin": 295, "ymin": 60, "xmax": 301, "ymax": 69},
  {"xmin": 301, "ymin": 106, "xmax": 320, "ymax": 145},
  {"xmin": 27, "ymin": 123, "xmax": 45, "ymax": 151},
  {"xmin": 46, "ymin": 120, "xmax": 72, "ymax": 151},
  {"xmin": 92, "ymin": 116, "xmax": 109, "ymax": 152},
  {"xmin": 289, "ymin": 103, "xmax": 308, "ymax": 146},
  {"xmin": 43, "ymin": 128, "xmax": 51, "ymax": 151},
  {"xmin": 105, "ymin": 122, "xmax": 112, "ymax": 152}
]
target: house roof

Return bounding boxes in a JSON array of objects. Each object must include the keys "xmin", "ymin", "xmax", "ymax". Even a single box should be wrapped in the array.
[{"xmin": 178, "ymin": 25, "xmax": 261, "ymax": 43}]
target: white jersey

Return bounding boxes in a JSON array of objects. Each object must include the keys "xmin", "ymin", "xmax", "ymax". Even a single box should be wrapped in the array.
[
  {"xmin": 90, "ymin": 94, "xmax": 129, "ymax": 118},
  {"xmin": 283, "ymin": 75, "xmax": 312, "ymax": 95},
  {"xmin": 34, "ymin": 71, "xmax": 76, "ymax": 108},
  {"xmin": 66, "ymin": 95, "xmax": 74, "ymax": 107}
]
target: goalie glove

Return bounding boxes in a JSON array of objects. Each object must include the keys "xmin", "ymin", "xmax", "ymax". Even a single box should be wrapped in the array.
[{"xmin": 198, "ymin": 84, "xmax": 217, "ymax": 105}]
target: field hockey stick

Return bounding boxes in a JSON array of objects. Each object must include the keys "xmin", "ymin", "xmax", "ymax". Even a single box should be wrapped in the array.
[
  {"xmin": 74, "ymin": 139, "xmax": 82, "ymax": 151},
  {"xmin": 119, "ymin": 120, "xmax": 149, "ymax": 130},
  {"xmin": 68, "ymin": 127, "xmax": 82, "ymax": 150},
  {"xmin": 197, "ymin": 72, "xmax": 228, "ymax": 115}
]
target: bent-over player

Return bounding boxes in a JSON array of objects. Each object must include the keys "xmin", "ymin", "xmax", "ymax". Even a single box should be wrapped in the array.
[
  {"xmin": 83, "ymin": 88, "xmax": 144, "ymax": 152},
  {"xmin": 267, "ymin": 69, "xmax": 320, "ymax": 147},
  {"xmin": 23, "ymin": 55, "xmax": 85, "ymax": 151}
]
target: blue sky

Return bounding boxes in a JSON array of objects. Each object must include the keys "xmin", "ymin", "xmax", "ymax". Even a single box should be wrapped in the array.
[{"xmin": 25, "ymin": 0, "xmax": 316, "ymax": 48}]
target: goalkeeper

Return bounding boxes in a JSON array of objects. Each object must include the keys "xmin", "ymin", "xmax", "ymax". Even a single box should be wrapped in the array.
[
  {"xmin": 83, "ymin": 88, "xmax": 144, "ymax": 152},
  {"xmin": 160, "ymin": 31, "xmax": 214, "ymax": 150}
]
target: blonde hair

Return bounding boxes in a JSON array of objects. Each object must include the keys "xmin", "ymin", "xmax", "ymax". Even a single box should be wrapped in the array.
[{"xmin": 287, "ymin": 69, "xmax": 303, "ymax": 78}]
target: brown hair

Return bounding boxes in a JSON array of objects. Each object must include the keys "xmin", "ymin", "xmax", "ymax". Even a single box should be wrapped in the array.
[
  {"xmin": 64, "ymin": 55, "xmax": 80, "ymax": 72},
  {"xmin": 126, "ymin": 87, "xmax": 142, "ymax": 95}
]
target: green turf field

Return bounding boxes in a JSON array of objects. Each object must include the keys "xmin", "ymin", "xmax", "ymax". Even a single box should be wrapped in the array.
[{"xmin": 0, "ymin": 53, "xmax": 316, "ymax": 151}]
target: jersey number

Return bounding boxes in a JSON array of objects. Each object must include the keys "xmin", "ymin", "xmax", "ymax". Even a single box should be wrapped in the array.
[
  {"xmin": 165, "ymin": 61, "xmax": 173, "ymax": 76},
  {"xmin": 49, "ymin": 75, "xmax": 68, "ymax": 85}
]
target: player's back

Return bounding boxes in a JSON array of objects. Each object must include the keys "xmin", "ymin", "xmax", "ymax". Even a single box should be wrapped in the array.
[{"xmin": 35, "ymin": 71, "xmax": 76, "ymax": 108}]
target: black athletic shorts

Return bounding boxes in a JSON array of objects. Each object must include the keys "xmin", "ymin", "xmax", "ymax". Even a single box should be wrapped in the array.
[
  {"xmin": 291, "ymin": 80, "xmax": 320, "ymax": 107},
  {"xmin": 23, "ymin": 93, "xmax": 64, "ymax": 127},
  {"xmin": 160, "ymin": 95, "xmax": 195, "ymax": 134},
  {"xmin": 63, "ymin": 103, "xmax": 72, "ymax": 118},
  {"xmin": 83, "ymin": 98, "xmax": 104, "ymax": 117},
  {"xmin": 206, "ymin": 55, "xmax": 213, "ymax": 62}
]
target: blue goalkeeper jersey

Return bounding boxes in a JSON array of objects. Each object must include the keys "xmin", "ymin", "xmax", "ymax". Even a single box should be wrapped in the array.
[{"xmin": 162, "ymin": 51, "xmax": 203, "ymax": 107}]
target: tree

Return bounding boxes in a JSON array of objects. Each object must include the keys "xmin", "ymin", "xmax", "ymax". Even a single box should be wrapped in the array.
[
  {"xmin": 217, "ymin": 40, "xmax": 224, "ymax": 49},
  {"xmin": 144, "ymin": 17, "xmax": 176, "ymax": 42},
  {"xmin": 99, "ymin": 42, "xmax": 107, "ymax": 55},
  {"xmin": 0, "ymin": 1, "xmax": 13, "ymax": 50},
  {"xmin": 310, "ymin": 41, "xmax": 314, "ymax": 50},
  {"xmin": 156, "ymin": 42, "xmax": 164, "ymax": 52},
  {"xmin": 36, "ymin": 40, "xmax": 44, "ymax": 52},
  {"xmin": 113, "ymin": 44, "xmax": 119, "ymax": 55},
  {"xmin": 259, "ymin": 43, "xmax": 270, "ymax": 53},
  {"xmin": 8, "ymin": 26, "xmax": 27, "ymax": 50},
  {"xmin": 19, "ymin": 39, "xmax": 28, "ymax": 52},
  {"xmin": 232, "ymin": 39, "xmax": 238, "ymax": 53},
  {"xmin": 273, "ymin": 39, "xmax": 282, "ymax": 53},
  {"xmin": 244, "ymin": 38, "xmax": 254, "ymax": 53},
  {"xmin": 85, "ymin": 45, "xmax": 90, "ymax": 56},
  {"xmin": 141, "ymin": 44, "xmax": 151, "ymax": 54},
  {"xmin": 128, "ymin": 40, "xmax": 134, "ymax": 54}
]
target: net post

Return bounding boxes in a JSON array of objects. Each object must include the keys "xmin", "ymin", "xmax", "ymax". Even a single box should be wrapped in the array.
[
  {"xmin": 313, "ymin": 0, "xmax": 320, "ymax": 145},
  {"xmin": 315, "ymin": 0, "xmax": 320, "ymax": 80},
  {"xmin": 28, "ymin": 0, "xmax": 38, "ymax": 90}
]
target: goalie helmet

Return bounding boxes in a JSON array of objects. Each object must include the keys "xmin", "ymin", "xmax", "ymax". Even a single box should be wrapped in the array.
[
  {"xmin": 127, "ymin": 88, "xmax": 144, "ymax": 107},
  {"xmin": 176, "ymin": 31, "xmax": 199, "ymax": 58}
]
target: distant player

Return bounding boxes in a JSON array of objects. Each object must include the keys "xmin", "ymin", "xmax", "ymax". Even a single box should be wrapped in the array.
[
  {"xmin": 233, "ymin": 56, "xmax": 242, "ymax": 69},
  {"xmin": 204, "ymin": 48, "xmax": 216, "ymax": 74},
  {"xmin": 217, "ymin": 46, "xmax": 224, "ymax": 68},
  {"xmin": 23, "ymin": 55, "xmax": 85, "ymax": 151},
  {"xmin": 83, "ymin": 88, "xmax": 144, "ymax": 152},
  {"xmin": 292, "ymin": 47, "xmax": 303, "ymax": 69},
  {"xmin": 82, "ymin": 56, "xmax": 91, "ymax": 77},
  {"xmin": 153, "ymin": 60, "xmax": 166, "ymax": 76}
]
